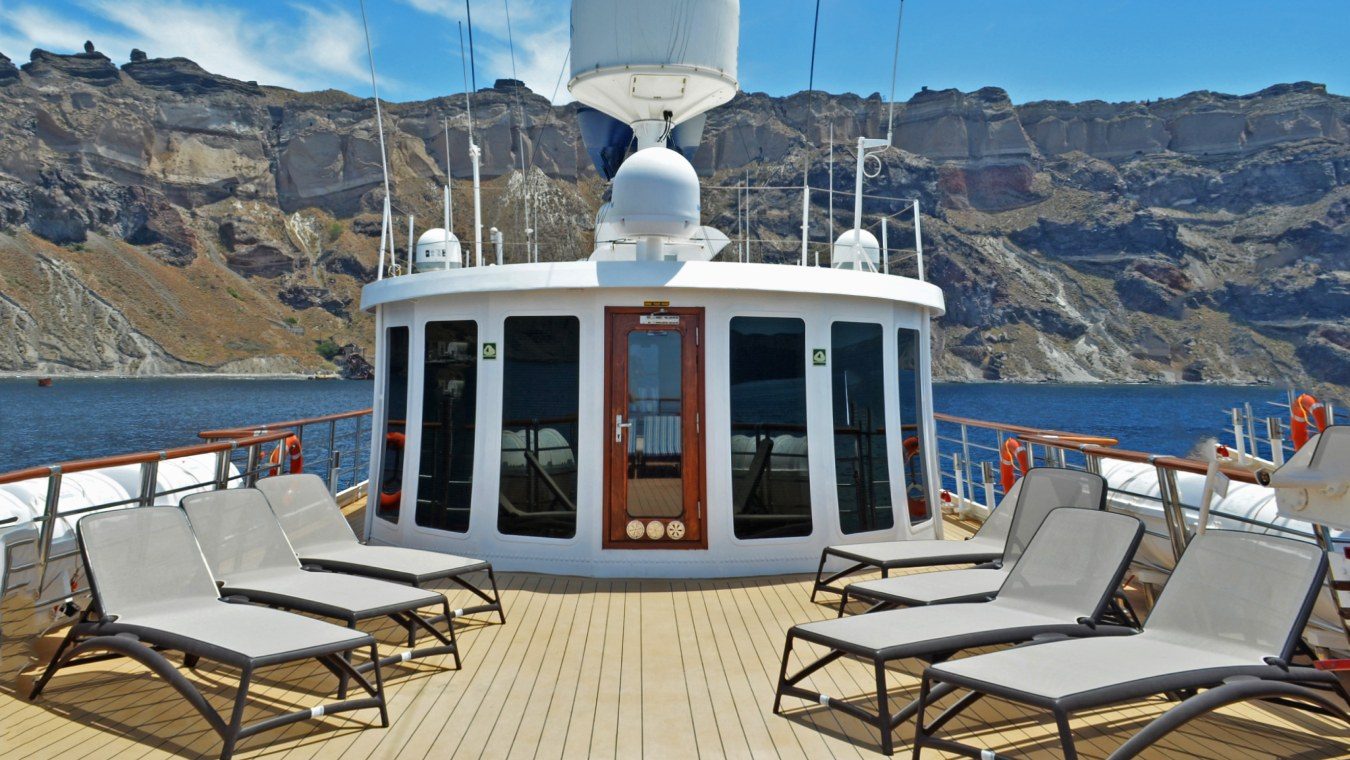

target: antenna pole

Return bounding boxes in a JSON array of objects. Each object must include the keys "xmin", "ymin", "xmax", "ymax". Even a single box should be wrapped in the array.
[
  {"xmin": 444, "ymin": 118, "xmax": 453, "ymax": 266},
  {"xmin": 854, "ymin": 136, "xmax": 865, "ymax": 234},
  {"xmin": 886, "ymin": 0, "xmax": 906, "ymax": 145},
  {"xmin": 359, "ymin": 0, "xmax": 392, "ymax": 279},
  {"xmin": 827, "ymin": 124, "xmax": 834, "ymax": 250},
  {"xmin": 800, "ymin": 153, "xmax": 809, "ymax": 266},
  {"xmin": 407, "ymin": 214, "xmax": 414, "ymax": 273},
  {"xmin": 459, "ymin": 22, "xmax": 483, "ymax": 267},
  {"xmin": 464, "ymin": 0, "xmax": 478, "ymax": 91},
  {"xmin": 913, "ymin": 199, "xmax": 924, "ymax": 281}
]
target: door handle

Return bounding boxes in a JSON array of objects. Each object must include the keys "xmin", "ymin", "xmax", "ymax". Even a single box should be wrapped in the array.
[{"xmin": 615, "ymin": 414, "xmax": 633, "ymax": 443}]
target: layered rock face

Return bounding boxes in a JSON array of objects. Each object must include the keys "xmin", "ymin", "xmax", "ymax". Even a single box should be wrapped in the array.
[{"xmin": 0, "ymin": 47, "xmax": 1345, "ymax": 398}]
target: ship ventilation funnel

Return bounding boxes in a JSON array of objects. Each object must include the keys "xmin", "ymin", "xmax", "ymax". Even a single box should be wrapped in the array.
[{"xmin": 569, "ymin": 0, "xmax": 738, "ymax": 149}]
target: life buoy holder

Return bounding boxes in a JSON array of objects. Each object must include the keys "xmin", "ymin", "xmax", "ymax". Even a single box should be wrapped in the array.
[
  {"xmin": 1290, "ymin": 393, "xmax": 1327, "ymax": 450},
  {"xmin": 378, "ymin": 431, "xmax": 406, "ymax": 512},
  {"xmin": 999, "ymin": 436, "xmax": 1029, "ymax": 493},
  {"xmin": 901, "ymin": 436, "xmax": 928, "ymax": 519},
  {"xmin": 267, "ymin": 434, "xmax": 303, "ymax": 477}
]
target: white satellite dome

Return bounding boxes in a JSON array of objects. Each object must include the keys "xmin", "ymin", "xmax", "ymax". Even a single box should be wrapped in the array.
[
  {"xmin": 414, "ymin": 228, "xmax": 462, "ymax": 272},
  {"xmin": 609, "ymin": 148, "xmax": 701, "ymax": 238},
  {"xmin": 831, "ymin": 228, "xmax": 881, "ymax": 271}
]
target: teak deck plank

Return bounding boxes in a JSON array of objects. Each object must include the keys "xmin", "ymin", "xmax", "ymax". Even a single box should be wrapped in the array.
[{"xmin": 3, "ymin": 512, "xmax": 1348, "ymax": 760}]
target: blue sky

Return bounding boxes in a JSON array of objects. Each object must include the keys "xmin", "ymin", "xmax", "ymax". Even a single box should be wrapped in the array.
[{"xmin": 1, "ymin": 0, "xmax": 1345, "ymax": 105}]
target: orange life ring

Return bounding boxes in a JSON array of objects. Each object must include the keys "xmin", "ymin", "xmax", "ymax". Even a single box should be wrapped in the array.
[
  {"xmin": 902, "ymin": 436, "xmax": 928, "ymax": 519},
  {"xmin": 999, "ymin": 437, "xmax": 1029, "ymax": 493},
  {"xmin": 378, "ymin": 431, "xmax": 406, "ymax": 511},
  {"xmin": 267, "ymin": 434, "xmax": 303, "ymax": 476},
  {"xmin": 1290, "ymin": 393, "xmax": 1327, "ymax": 450}
]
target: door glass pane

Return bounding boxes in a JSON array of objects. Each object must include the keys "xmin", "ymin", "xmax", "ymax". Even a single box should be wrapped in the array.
[
  {"xmin": 625, "ymin": 330, "xmax": 683, "ymax": 518},
  {"xmin": 416, "ymin": 321, "xmax": 477, "ymax": 532},
  {"xmin": 831, "ymin": 322, "xmax": 893, "ymax": 534},
  {"xmin": 499, "ymin": 316, "xmax": 580, "ymax": 539},
  {"xmin": 897, "ymin": 328, "xmax": 930, "ymax": 522},
  {"xmin": 729, "ymin": 317, "xmax": 811, "ymax": 539},
  {"xmin": 374, "ymin": 326, "xmax": 409, "ymax": 523}
]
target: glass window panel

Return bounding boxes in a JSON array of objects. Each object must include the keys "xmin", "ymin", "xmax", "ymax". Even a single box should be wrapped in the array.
[
  {"xmin": 897, "ymin": 328, "xmax": 930, "ymax": 522},
  {"xmin": 729, "ymin": 317, "xmax": 811, "ymax": 539},
  {"xmin": 498, "ymin": 316, "xmax": 580, "ymax": 539},
  {"xmin": 625, "ymin": 330, "xmax": 684, "ymax": 518},
  {"xmin": 374, "ymin": 326, "xmax": 409, "ymax": 523},
  {"xmin": 415, "ymin": 321, "xmax": 478, "ymax": 532},
  {"xmin": 831, "ymin": 322, "xmax": 893, "ymax": 534}
]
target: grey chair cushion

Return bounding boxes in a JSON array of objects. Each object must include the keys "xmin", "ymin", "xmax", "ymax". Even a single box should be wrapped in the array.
[
  {"xmin": 183, "ymin": 489, "xmax": 445, "ymax": 618},
  {"xmin": 847, "ymin": 567, "xmax": 1010, "ymax": 606},
  {"xmin": 257, "ymin": 474, "xmax": 489, "ymax": 582}
]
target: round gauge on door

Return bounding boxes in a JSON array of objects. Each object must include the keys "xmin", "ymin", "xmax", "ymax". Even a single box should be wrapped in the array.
[
  {"xmin": 626, "ymin": 520, "xmax": 646, "ymax": 540},
  {"xmin": 665, "ymin": 520, "xmax": 686, "ymax": 540},
  {"xmin": 645, "ymin": 520, "xmax": 666, "ymax": 540}
]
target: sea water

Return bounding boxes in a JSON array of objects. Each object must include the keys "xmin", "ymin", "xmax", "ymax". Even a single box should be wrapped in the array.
[{"xmin": 0, "ymin": 378, "xmax": 1291, "ymax": 474}]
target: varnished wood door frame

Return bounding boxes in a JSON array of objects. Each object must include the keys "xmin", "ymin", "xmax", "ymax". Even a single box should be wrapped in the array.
[{"xmin": 603, "ymin": 307, "xmax": 707, "ymax": 549}]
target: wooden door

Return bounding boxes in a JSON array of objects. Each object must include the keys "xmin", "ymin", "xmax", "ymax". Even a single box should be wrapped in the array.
[{"xmin": 604, "ymin": 307, "xmax": 706, "ymax": 548}]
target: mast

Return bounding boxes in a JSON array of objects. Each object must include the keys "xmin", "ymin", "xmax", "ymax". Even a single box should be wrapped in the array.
[
  {"xmin": 459, "ymin": 21, "xmax": 483, "ymax": 267},
  {"xmin": 359, "ymin": 0, "xmax": 392, "ymax": 279},
  {"xmin": 443, "ymin": 118, "xmax": 452, "ymax": 263}
]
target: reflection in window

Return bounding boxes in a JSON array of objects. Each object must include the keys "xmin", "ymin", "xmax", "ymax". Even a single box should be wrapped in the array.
[
  {"xmin": 498, "ymin": 317, "xmax": 580, "ymax": 538},
  {"xmin": 897, "ymin": 328, "xmax": 930, "ymax": 522},
  {"xmin": 375, "ymin": 326, "xmax": 409, "ymax": 523},
  {"xmin": 415, "ymin": 321, "xmax": 477, "ymax": 532},
  {"xmin": 831, "ymin": 322, "xmax": 893, "ymax": 534},
  {"xmin": 729, "ymin": 317, "xmax": 811, "ymax": 539}
]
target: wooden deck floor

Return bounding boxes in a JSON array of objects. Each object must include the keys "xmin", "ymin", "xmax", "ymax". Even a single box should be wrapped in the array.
[{"xmin": 1, "ymin": 510, "xmax": 1347, "ymax": 759}]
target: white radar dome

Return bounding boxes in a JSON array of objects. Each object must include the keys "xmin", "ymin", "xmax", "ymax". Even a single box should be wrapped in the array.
[
  {"xmin": 609, "ymin": 148, "xmax": 701, "ymax": 238},
  {"xmin": 831, "ymin": 229, "xmax": 881, "ymax": 272},
  {"xmin": 569, "ymin": 0, "xmax": 739, "ymax": 142},
  {"xmin": 414, "ymin": 228, "xmax": 462, "ymax": 272}
]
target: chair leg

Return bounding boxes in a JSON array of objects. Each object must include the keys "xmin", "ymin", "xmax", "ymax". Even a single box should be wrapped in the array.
[
  {"xmin": 369, "ymin": 642, "xmax": 390, "ymax": 727},
  {"xmin": 773, "ymin": 634, "xmax": 794, "ymax": 714},
  {"xmin": 1054, "ymin": 708, "xmax": 1078, "ymax": 760},
  {"xmin": 811, "ymin": 551, "xmax": 830, "ymax": 602},
  {"xmin": 28, "ymin": 616, "xmax": 87, "ymax": 700},
  {"xmin": 219, "ymin": 665, "xmax": 253, "ymax": 760},
  {"xmin": 876, "ymin": 659, "xmax": 893, "ymax": 755},
  {"xmin": 837, "ymin": 588, "xmax": 850, "ymax": 617},
  {"xmin": 911, "ymin": 674, "xmax": 932, "ymax": 760},
  {"xmin": 487, "ymin": 566, "xmax": 506, "ymax": 624}
]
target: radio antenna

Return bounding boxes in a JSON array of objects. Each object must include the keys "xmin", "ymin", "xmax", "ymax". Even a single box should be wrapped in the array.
[
  {"xmin": 886, "ymin": 0, "xmax": 906, "ymax": 145},
  {"xmin": 459, "ymin": 21, "xmax": 484, "ymax": 266},
  {"xmin": 359, "ymin": 0, "xmax": 393, "ymax": 278}
]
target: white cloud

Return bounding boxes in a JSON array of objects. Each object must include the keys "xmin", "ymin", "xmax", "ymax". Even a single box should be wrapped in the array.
[
  {"xmin": 0, "ymin": 0, "xmax": 374, "ymax": 92},
  {"xmin": 401, "ymin": 0, "xmax": 572, "ymax": 102}
]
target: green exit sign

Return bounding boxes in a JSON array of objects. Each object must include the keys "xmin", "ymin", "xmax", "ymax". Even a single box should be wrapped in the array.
[
  {"xmin": 812, "ymin": 348, "xmax": 827, "ymax": 366},
  {"xmin": 482, "ymin": 342, "xmax": 498, "ymax": 360}
]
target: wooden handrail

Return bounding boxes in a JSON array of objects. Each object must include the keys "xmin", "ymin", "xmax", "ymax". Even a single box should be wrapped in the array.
[
  {"xmin": 1018, "ymin": 433, "xmax": 1261, "ymax": 485},
  {"xmin": 0, "ymin": 430, "xmax": 297, "ymax": 486},
  {"xmin": 199, "ymin": 408, "xmax": 373, "ymax": 440},
  {"xmin": 933, "ymin": 412, "xmax": 1119, "ymax": 447}
]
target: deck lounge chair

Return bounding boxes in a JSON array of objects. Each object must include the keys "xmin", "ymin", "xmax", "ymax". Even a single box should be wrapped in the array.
[
  {"xmin": 810, "ymin": 476, "xmax": 1023, "ymax": 603},
  {"xmin": 256, "ymin": 474, "xmax": 505, "ymax": 623},
  {"xmin": 182, "ymin": 489, "xmax": 460, "ymax": 676},
  {"xmin": 913, "ymin": 529, "xmax": 1350, "ymax": 759},
  {"xmin": 776, "ymin": 508, "xmax": 1144, "ymax": 756},
  {"xmin": 840, "ymin": 468, "xmax": 1107, "ymax": 615},
  {"xmin": 29, "ymin": 507, "xmax": 388, "ymax": 760}
]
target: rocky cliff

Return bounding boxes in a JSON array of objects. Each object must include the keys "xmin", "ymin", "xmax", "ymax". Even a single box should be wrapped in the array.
[{"xmin": 0, "ymin": 46, "xmax": 1345, "ymax": 398}]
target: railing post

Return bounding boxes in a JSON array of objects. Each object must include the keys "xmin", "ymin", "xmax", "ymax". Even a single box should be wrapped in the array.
[
  {"xmin": 1083, "ymin": 449, "xmax": 1101, "ymax": 476},
  {"xmin": 1230, "ymin": 408, "xmax": 1246, "ymax": 464},
  {"xmin": 138, "ymin": 454, "xmax": 163, "ymax": 506},
  {"xmin": 214, "ymin": 443, "xmax": 235, "ymax": 490},
  {"xmin": 960, "ymin": 423, "xmax": 974, "ymax": 503},
  {"xmin": 34, "ymin": 467, "xmax": 62, "ymax": 600},
  {"xmin": 1153, "ymin": 460, "xmax": 1191, "ymax": 562},
  {"xmin": 245, "ymin": 442, "xmax": 262, "ymax": 488},
  {"xmin": 951, "ymin": 453, "xmax": 965, "ymax": 510},
  {"xmin": 1243, "ymin": 402, "xmax": 1257, "ymax": 463},
  {"xmin": 327, "ymin": 419, "xmax": 338, "ymax": 490},
  {"xmin": 351, "ymin": 414, "xmax": 364, "ymax": 490},
  {"xmin": 981, "ymin": 461, "xmax": 997, "ymax": 513},
  {"xmin": 330, "ymin": 451, "xmax": 342, "ymax": 496},
  {"xmin": 1267, "ymin": 417, "xmax": 1285, "ymax": 467}
]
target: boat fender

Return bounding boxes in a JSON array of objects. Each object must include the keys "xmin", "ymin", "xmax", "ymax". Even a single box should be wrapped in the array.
[{"xmin": 999, "ymin": 437, "xmax": 1028, "ymax": 493}]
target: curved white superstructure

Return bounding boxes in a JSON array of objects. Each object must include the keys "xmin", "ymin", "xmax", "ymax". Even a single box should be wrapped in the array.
[{"xmin": 361, "ymin": 260, "xmax": 945, "ymax": 577}]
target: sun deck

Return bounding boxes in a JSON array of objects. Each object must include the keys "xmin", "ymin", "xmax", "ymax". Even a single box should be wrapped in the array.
[{"xmin": 1, "ymin": 505, "xmax": 1345, "ymax": 759}]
